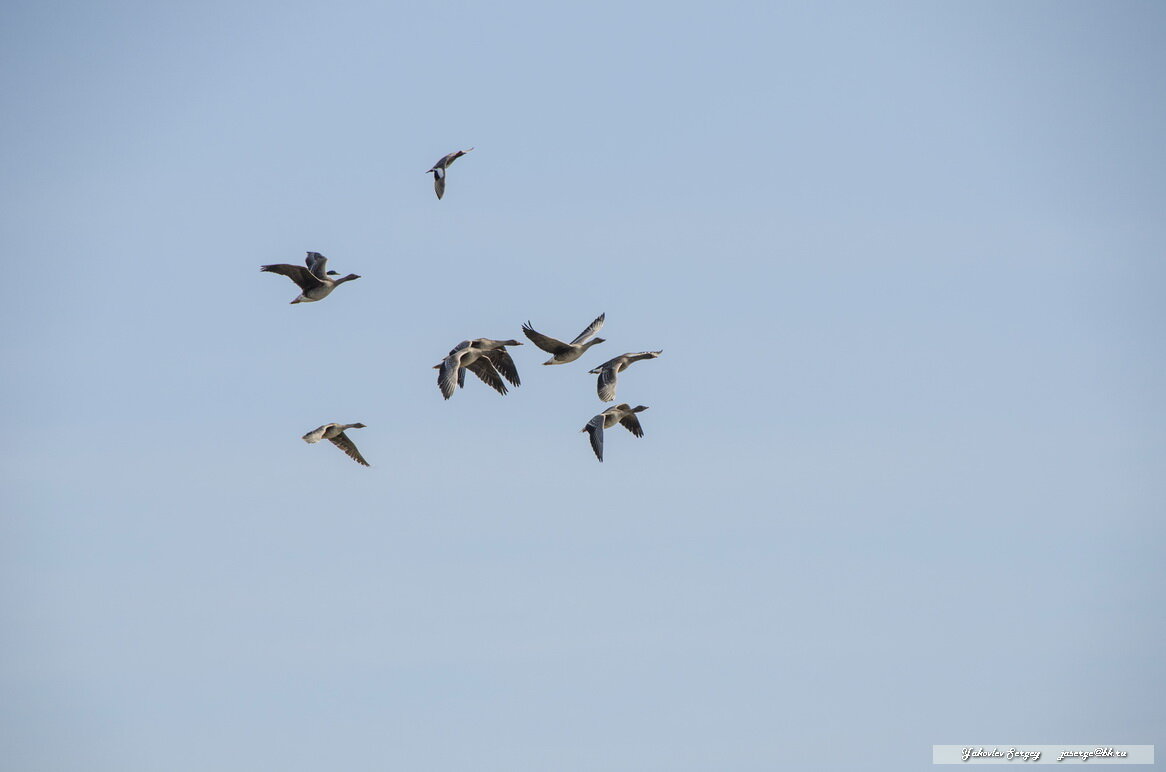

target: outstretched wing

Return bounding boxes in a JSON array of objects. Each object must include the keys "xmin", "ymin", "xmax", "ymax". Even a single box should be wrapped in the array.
[
  {"xmin": 485, "ymin": 348, "xmax": 521, "ymax": 387},
  {"xmin": 584, "ymin": 415, "xmax": 605, "ymax": 462},
  {"xmin": 571, "ymin": 312, "xmax": 606, "ymax": 344},
  {"xmin": 522, "ymin": 322, "xmax": 569, "ymax": 355},
  {"xmin": 433, "ymin": 170, "xmax": 446, "ymax": 200},
  {"xmin": 262, "ymin": 263, "xmax": 320, "ymax": 292},
  {"xmin": 596, "ymin": 366, "xmax": 618, "ymax": 402},
  {"xmin": 619, "ymin": 412, "xmax": 645, "ymax": 438},
  {"xmin": 329, "ymin": 431, "xmax": 370, "ymax": 466},
  {"xmin": 466, "ymin": 357, "xmax": 509, "ymax": 395}
]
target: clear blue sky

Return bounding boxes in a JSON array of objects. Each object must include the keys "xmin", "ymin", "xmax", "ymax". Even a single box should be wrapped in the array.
[{"xmin": 2, "ymin": 1, "xmax": 1163, "ymax": 770}]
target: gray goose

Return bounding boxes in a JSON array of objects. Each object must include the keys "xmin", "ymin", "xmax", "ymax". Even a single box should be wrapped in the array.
[
  {"xmin": 435, "ymin": 338, "xmax": 522, "ymax": 400},
  {"xmin": 522, "ymin": 313, "xmax": 606, "ymax": 365},
  {"xmin": 261, "ymin": 252, "xmax": 361, "ymax": 304},
  {"xmin": 427, "ymin": 147, "xmax": 474, "ymax": 200},
  {"xmin": 590, "ymin": 350, "xmax": 663, "ymax": 402},
  {"xmin": 302, "ymin": 422, "xmax": 369, "ymax": 466},
  {"xmin": 582, "ymin": 404, "xmax": 648, "ymax": 462}
]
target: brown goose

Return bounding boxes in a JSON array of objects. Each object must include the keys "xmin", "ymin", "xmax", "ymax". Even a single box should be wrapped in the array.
[
  {"xmin": 261, "ymin": 252, "xmax": 360, "ymax": 304},
  {"xmin": 589, "ymin": 350, "xmax": 663, "ymax": 402},
  {"xmin": 582, "ymin": 404, "xmax": 648, "ymax": 462},
  {"xmin": 435, "ymin": 338, "xmax": 521, "ymax": 399},
  {"xmin": 522, "ymin": 313, "xmax": 606, "ymax": 365},
  {"xmin": 302, "ymin": 422, "xmax": 369, "ymax": 466},
  {"xmin": 427, "ymin": 147, "xmax": 474, "ymax": 200}
]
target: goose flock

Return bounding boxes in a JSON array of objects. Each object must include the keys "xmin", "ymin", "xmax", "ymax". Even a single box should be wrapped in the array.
[{"xmin": 262, "ymin": 150, "xmax": 662, "ymax": 466}]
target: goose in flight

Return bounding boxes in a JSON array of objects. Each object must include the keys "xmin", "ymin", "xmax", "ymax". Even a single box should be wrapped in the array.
[
  {"xmin": 435, "ymin": 338, "xmax": 522, "ymax": 399},
  {"xmin": 522, "ymin": 312, "xmax": 606, "ymax": 365},
  {"xmin": 261, "ymin": 252, "xmax": 361, "ymax": 304},
  {"xmin": 590, "ymin": 350, "xmax": 663, "ymax": 402},
  {"xmin": 582, "ymin": 404, "xmax": 648, "ymax": 462},
  {"xmin": 302, "ymin": 422, "xmax": 370, "ymax": 466},
  {"xmin": 427, "ymin": 147, "xmax": 474, "ymax": 200}
]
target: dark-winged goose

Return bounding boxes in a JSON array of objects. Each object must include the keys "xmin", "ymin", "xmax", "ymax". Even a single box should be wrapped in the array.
[
  {"xmin": 261, "ymin": 252, "xmax": 361, "ymax": 304},
  {"xmin": 589, "ymin": 350, "xmax": 663, "ymax": 402},
  {"xmin": 427, "ymin": 147, "xmax": 473, "ymax": 200},
  {"xmin": 582, "ymin": 403, "xmax": 648, "ymax": 462},
  {"xmin": 435, "ymin": 338, "xmax": 521, "ymax": 400},
  {"xmin": 302, "ymin": 422, "xmax": 369, "ymax": 466},
  {"xmin": 522, "ymin": 312, "xmax": 606, "ymax": 365}
]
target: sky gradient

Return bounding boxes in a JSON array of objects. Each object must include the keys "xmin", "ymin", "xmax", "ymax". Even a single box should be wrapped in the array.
[{"xmin": 2, "ymin": 1, "xmax": 1164, "ymax": 770}]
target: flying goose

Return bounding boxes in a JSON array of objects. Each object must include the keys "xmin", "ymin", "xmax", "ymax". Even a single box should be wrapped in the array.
[
  {"xmin": 302, "ymin": 422, "xmax": 369, "ymax": 466},
  {"xmin": 435, "ymin": 338, "xmax": 521, "ymax": 400},
  {"xmin": 582, "ymin": 404, "xmax": 649, "ymax": 462},
  {"xmin": 427, "ymin": 147, "xmax": 473, "ymax": 200},
  {"xmin": 462, "ymin": 339, "xmax": 522, "ymax": 388},
  {"xmin": 261, "ymin": 252, "xmax": 361, "ymax": 304},
  {"xmin": 522, "ymin": 312, "xmax": 606, "ymax": 365},
  {"xmin": 590, "ymin": 350, "xmax": 663, "ymax": 402}
]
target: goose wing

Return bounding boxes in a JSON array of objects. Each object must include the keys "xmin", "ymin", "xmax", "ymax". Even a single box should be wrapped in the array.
[
  {"xmin": 485, "ymin": 348, "xmax": 521, "ymax": 387},
  {"xmin": 522, "ymin": 322, "xmax": 569, "ymax": 355},
  {"xmin": 619, "ymin": 412, "xmax": 645, "ymax": 438},
  {"xmin": 437, "ymin": 342, "xmax": 472, "ymax": 396},
  {"xmin": 466, "ymin": 356, "xmax": 509, "ymax": 395},
  {"xmin": 584, "ymin": 415, "xmax": 605, "ymax": 462},
  {"xmin": 437, "ymin": 356, "xmax": 460, "ymax": 399},
  {"xmin": 596, "ymin": 366, "xmax": 619, "ymax": 402},
  {"xmin": 570, "ymin": 312, "xmax": 606, "ymax": 345},
  {"xmin": 305, "ymin": 252, "xmax": 329, "ymax": 280},
  {"xmin": 262, "ymin": 263, "xmax": 322, "ymax": 292},
  {"xmin": 329, "ymin": 431, "xmax": 370, "ymax": 466}
]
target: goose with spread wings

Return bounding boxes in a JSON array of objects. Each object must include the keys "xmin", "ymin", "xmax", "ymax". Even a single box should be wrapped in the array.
[
  {"xmin": 435, "ymin": 338, "xmax": 522, "ymax": 400},
  {"xmin": 302, "ymin": 422, "xmax": 370, "ymax": 466},
  {"xmin": 427, "ymin": 147, "xmax": 473, "ymax": 200},
  {"xmin": 589, "ymin": 350, "xmax": 662, "ymax": 402},
  {"xmin": 261, "ymin": 252, "xmax": 361, "ymax": 304},
  {"xmin": 522, "ymin": 312, "xmax": 606, "ymax": 365},
  {"xmin": 582, "ymin": 404, "xmax": 649, "ymax": 462}
]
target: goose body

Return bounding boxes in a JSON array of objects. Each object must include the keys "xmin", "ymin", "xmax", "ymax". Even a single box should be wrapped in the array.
[
  {"xmin": 522, "ymin": 312, "xmax": 606, "ymax": 365},
  {"xmin": 435, "ymin": 337, "xmax": 522, "ymax": 399},
  {"xmin": 302, "ymin": 422, "xmax": 369, "ymax": 466},
  {"xmin": 261, "ymin": 252, "xmax": 361, "ymax": 304},
  {"xmin": 589, "ymin": 350, "xmax": 663, "ymax": 402},
  {"xmin": 427, "ymin": 147, "xmax": 474, "ymax": 200},
  {"xmin": 582, "ymin": 404, "xmax": 648, "ymax": 462}
]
